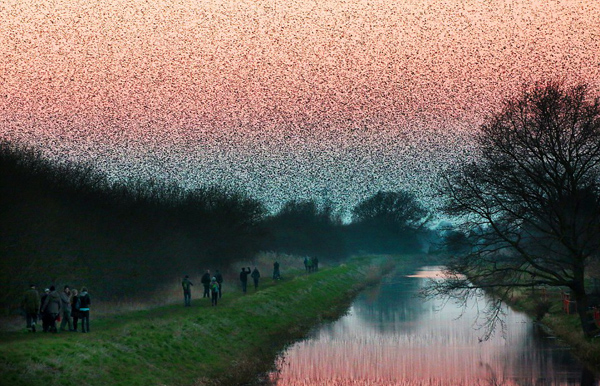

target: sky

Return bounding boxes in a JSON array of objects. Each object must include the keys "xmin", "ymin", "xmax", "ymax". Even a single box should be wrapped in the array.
[{"xmin": 1, "ymin": 0, "xmax": 599, "ymax": 215}]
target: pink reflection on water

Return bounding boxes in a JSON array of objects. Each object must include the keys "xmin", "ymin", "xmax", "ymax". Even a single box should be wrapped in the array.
[{"xmin": 269, "ymin": 267, "xmax": 587, "ymax": 385}]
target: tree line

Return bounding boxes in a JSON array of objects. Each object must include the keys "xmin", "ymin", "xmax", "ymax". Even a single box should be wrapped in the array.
[{"xmin": 0, "ymin": 142, "xmax": 432, "ymax": 313}]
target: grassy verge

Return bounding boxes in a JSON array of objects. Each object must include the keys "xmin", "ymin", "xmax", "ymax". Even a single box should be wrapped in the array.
[
  {"xmin": 505, "ymin": 288, "xmax": 600, "ymax": 373},
  {"xmin": 0, "ymin": 256, "xmax": 390, "ymax": 386}
]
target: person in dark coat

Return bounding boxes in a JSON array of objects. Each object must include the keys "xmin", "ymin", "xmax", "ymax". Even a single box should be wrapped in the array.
[
  {"xmin": 40, "ymin": 288, "xmax": 50, "ymax": 332},
  {"xmin": 210, "ymin": 277, "xmax": 219, "ymax": 306},
  {"xmin": 182, "ymin": 275, "xmax": 193, "ymax": 307},
  {"xmin": 41, "ymin": 286, "xmax": 62, "ymax": 333},
  {"xmin": 59, "ymin": 285, "xmax": 73, "ymax": 331},
  {"xmin": 78, "ymin": 287, "xmax": 91, "ymax": 333},
  {"xmin": 71, "ymin": 289, "xmax": 81, "ymax": 332},
  {"xmin": 273, "ymin": 261, "xmax": 281, "ymax": 280},
  {"xmin": 240, "ymin": 267, "xmax": 251, "ymax": 294},
  {"xmin": 22, "ymin": 284, "xmax": 40, "ymax": 332},
  {"xmin": 251, "ymin": 267, "xmax": 261, "ymax": 290},
  {"xmin": 214, "ymin": 270, "xmax": 223, "ymax": 298},
  {"xmin": 303, "ymin": 256, "xmax": 309, "ymax": 272},
  {"xmin": 201, "ymin": 270, "xmax": 211, "ymax": 298},
  {"xmin": 313, "ymin": 257, "xmax": 319, "ymax": 272}
]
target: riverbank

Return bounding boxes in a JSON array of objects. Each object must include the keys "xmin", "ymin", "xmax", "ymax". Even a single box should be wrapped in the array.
[
  {"xmin": 0, "ymin": 256, "xmax": 392, "ymax": 386},
  {"xmin": 505, "ymin": 289, "xmax": 600, "ymax": 374}
]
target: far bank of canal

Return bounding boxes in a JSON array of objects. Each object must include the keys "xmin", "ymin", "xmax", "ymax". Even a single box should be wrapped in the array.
[{"xmin": 266, "ymin": 266, "xmax": 599, "ymax": 386}]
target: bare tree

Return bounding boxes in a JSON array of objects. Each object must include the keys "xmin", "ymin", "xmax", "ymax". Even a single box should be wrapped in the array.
[{"xmin": 426, "ymin": 82, "xmax": 600, "ymax": 338}]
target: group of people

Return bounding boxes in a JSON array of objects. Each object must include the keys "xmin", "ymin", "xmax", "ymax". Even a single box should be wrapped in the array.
[
  {"xmin": 20, "ymin": 261, "xmax": 291, "ymax": 333},
  {"xmin": 201, "ymin": 269, "xmax": 224, "ymax": 306},
  {"xmin": 181, "ymin": 269, "xmax": 224, "ymax": 307},
  {"xmin": 304, "ymin": 256, "xmax": 319, "ymax": 272},
  {"xmin": 21, "ymin": 284, "xmax": 91, "ymax": 333},
  {"xmin": 239, "ymin": 267, "xmax": 261, "ymax": 293},
  {"xmin": 181, "ymin": 262, "xmax": 283, "ymax": 306}
]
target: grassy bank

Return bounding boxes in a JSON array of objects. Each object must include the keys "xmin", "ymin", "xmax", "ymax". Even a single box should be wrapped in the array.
[
  {"xmin": 0, "ymin": 256, "xmax": 391, "ymax": 386},
  {"xmin": 505, "ymin": 288, "xmax": 600, "ymax": 373}
]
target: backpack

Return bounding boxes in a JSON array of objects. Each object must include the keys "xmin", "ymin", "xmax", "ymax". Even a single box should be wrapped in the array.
[{"xmin": 182, "ymin": 280, "xmax": 191, "ymax": 291}]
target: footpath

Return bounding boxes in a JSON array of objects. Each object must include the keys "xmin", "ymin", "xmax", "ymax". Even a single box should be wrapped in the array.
[{"xmin": 0, "ymin": 257, "xmax": 388, "ymax": 386}]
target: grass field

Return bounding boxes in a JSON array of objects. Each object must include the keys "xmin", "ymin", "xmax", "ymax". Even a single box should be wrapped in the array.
[{"xmin": 0, "ymin": 256, "xmax": 392, "ymax": 386}]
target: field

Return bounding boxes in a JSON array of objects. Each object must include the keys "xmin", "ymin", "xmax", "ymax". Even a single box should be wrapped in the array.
[{"xmin": 0, "ymin": 256, "xmax": 392, "ymax": 386}]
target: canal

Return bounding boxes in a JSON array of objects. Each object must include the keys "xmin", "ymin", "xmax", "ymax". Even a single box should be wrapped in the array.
[{"xmin": 267, "ymin": 266, "xmax": 598, "ymax": 385}]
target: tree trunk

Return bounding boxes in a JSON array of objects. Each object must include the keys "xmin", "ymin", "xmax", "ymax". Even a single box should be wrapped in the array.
[{"xmin": 573, "ymin": 288, "xmax": 600, "ymax": 338}]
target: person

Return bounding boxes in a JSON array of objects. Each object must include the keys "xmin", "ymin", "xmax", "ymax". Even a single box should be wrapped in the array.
[
  {"xmin": 59, "ymin": 285, "xmax": 73, "ymax": 332},
  {"xmin": 40, "ymin": 288, "xmax": 50, "ymax": 332},
  {"xmin": 71, "ymin": 289, "xmax": 81, "ymax": 332},
  {"xmin": 313, "ymin": 257, "xmax": 319, "ymax": 272},
  {"xmin": 21, "ymin": 284, "xmax": 40, "ymax": 332},
  {"xmin": 79, "ymin": 287, "xmax": 91, "ymax": 333},
  {"xmin": 214, "ymin": 270, "xmax": 223, "ymax": 298},
  {"xmin": 240, "ymin": 267, "xmax": 251, "ymax": 294},
  {"xmin": 303, "ymin": 256, "xmax": 309, "ymax": 272},
  {"xmin": 182, "ymin": 275, "xmax": 193, "ymax": 307},
  {"xmin": 201, "ymin": 270, "xmax": 211, "ymax": 298},
  {"xmin": 273, "ymin": 261, "xmax": 281, "ymax": 280},
  {"xmin": 251, "ymin": 267, "xmax": 261, "ymax": 290},
  {"xmin": 41, "ymin": 286, "xmax": 61, "ymax": 333},
  {"xmin": 307, "ymin": 257, "xmax": 314, "ymax": 273},
  {"xmin": 210, "ymin": 277, "xmax": 219, "ymax": 306}
]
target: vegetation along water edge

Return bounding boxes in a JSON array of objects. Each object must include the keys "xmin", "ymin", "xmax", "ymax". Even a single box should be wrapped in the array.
[
  {"xmin": 505, "ymin": 287, "xmax": 600, "ymax": 374},
  {"xmin": 451, "ymin": 270, "xmax": 600, "ymax": 375},
  {"xmin": 436, "ymin": 264, "xmax": 600, "ymax": 373},
  {"xmin": 0, "ymin": 256, "xmax": 395, "ymax": 386}
]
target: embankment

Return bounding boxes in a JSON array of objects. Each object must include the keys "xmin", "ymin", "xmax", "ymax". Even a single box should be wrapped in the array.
[
  {"xmin": 0, "ymin": 257, "xmax": 391, "ymax": 386},
  {"xmin": 506, "ymin": 291, "xmax": 600, "ymax": 374}
]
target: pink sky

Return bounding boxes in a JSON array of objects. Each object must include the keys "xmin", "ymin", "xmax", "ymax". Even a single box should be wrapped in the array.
[
  {"xmin": 2, "ymin": 0, "xmax": 599, "ymax": 129},
  {"xmin": 1, "ymin": 0, "xmax": 599, "ymax": 210}
]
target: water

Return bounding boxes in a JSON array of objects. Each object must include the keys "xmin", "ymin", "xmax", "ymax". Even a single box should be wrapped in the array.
[{"xmin": 268, "ymin": 266, "xmax": 598, "ymax": 386}]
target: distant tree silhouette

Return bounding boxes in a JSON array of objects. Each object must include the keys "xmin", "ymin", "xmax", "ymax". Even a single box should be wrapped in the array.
[
  {"xmin": 348, "ymin": 190, "xmax": 429, "ymax": 254},
  {"xmin": 442, "ymin": 228, "xmax": 471, "ymax": 255},
  {"xmin": 263, "ymin": 200, "xmax": 347, "ymax": 260},
  {"xmin": 352, "ymin": 191, "xmax": 428, "ymax": 226}
]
